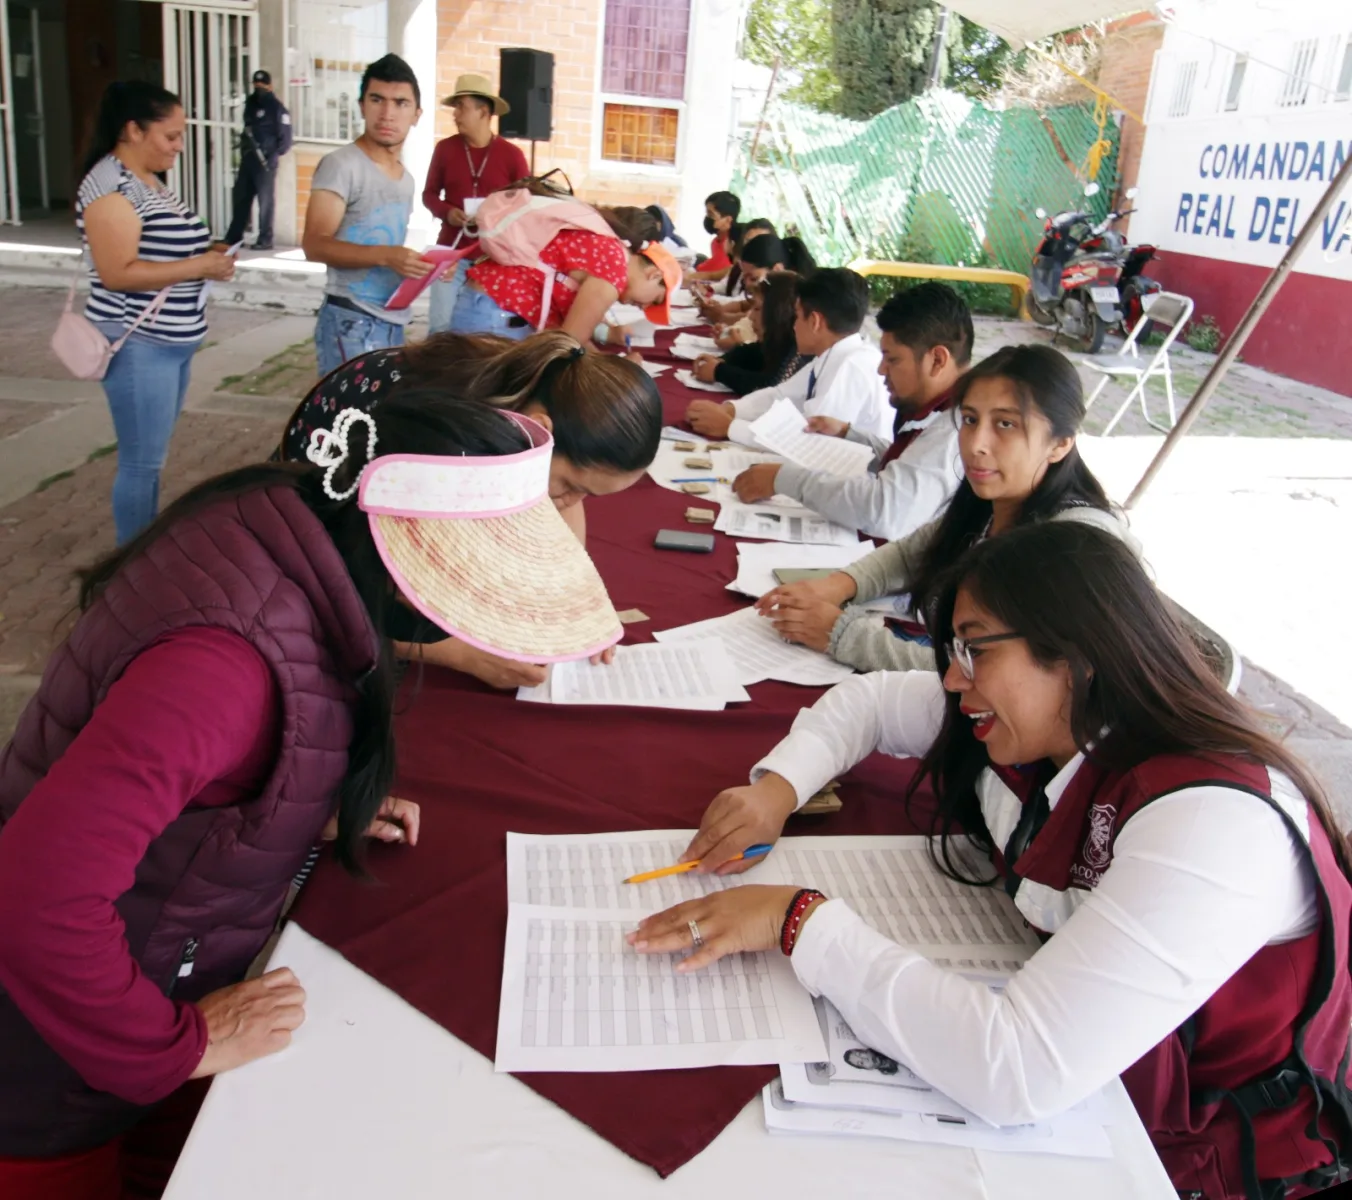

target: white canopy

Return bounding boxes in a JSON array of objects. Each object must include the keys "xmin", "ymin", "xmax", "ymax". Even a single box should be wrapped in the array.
[{"xmin": 943, "ymin": 2, "xmax": 1145, "ymax": 47}]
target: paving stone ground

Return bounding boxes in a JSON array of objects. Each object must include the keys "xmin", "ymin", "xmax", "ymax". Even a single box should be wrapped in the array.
[{"xmin": 0, "ymin": 302, "xmax": 1349, "ymax": 830}]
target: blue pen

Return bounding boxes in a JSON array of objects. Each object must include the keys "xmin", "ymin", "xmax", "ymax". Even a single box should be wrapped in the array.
[
  {"xmin": 623, "ymin": 843, "xmax": 773, "ymax": 883},
  {"xmin": 670, "ymin": 475, "xmax": 723, "ymax": 483},
  {"xmin": 624, "ymin": 333, "xmax": 633, "ymax": 351}
]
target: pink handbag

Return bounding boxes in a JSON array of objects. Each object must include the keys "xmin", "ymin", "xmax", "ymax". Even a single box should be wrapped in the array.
[{"xmin": 50, "ymin": 275, "xmax": 172, "ymax": 381}]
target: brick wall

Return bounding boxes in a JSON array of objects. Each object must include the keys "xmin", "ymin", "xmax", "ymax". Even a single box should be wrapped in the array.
[
  {"xmin": 293, "ymin": 147, "xmax": 327, "ymax": 239},
  {"xmin": 434, "ymin": 0, "xmax": 680, "ymax": 212},
  {"xmin": 1097, "ymin": 19, "xmax": 1166, "ymax": 222}
]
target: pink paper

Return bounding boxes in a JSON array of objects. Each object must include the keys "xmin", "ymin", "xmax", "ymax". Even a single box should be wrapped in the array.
[{"xmin": 385, "ymin": 243, "xmax": 478, "ymax": 311}]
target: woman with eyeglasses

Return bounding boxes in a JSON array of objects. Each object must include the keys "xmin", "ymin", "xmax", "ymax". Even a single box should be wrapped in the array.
[{"xmin": 630, "ymin": 521, "xmax": 1352, "ymax": 1200}]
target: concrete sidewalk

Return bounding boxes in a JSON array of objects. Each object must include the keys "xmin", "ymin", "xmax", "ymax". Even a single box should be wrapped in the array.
[{"xmin": 0, "ymin": 302, "xmax": 1349, "ymax": 827}]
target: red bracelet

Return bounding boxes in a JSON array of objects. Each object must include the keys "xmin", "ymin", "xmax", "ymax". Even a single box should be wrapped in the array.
[{"xmin": 780, "ymin": 888, "xmax": 827, "ymax": 956}]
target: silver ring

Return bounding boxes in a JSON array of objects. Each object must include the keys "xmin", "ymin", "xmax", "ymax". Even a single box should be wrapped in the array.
[{"xmin": 688, "ymin": 919, "xmax": 704, "ymax": 950}]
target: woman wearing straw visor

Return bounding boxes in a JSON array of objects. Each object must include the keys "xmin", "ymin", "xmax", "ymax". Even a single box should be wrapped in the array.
[
  {"xmin": 633, "ymin": 522, "xmax": 1352, "ymax": 1200},
  {"xmin": 0, "ymin": 398, "xmax": 621, "ymax": 1198}
]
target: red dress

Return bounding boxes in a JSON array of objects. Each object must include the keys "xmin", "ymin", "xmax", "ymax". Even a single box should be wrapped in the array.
[{"xmin": 468, "ymin": 229, "xmax": 629, "ymax": 328}]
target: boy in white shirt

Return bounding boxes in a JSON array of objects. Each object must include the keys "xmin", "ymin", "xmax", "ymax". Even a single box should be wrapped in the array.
[
  {"xmin": 730, "ymin": 282, "xmax": 970, "ymax": 541},
  {"xmin": 686, "ymin": 268, "xmax": 891, "ymax": 445}
]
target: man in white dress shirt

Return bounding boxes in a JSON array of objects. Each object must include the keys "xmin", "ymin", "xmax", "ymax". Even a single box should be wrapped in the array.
[
  {"xmin": 730, "ymin": 282, "xmax": 970, "ymax": 541},
  {"xmin": 686, "ymin": 268, "xmax": 892, "ymax": 445}
]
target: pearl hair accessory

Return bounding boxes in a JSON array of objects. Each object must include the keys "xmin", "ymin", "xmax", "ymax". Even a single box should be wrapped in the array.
[{"xmin": 306, "ymin": 408, "xmax": 379, "ymax": 501}]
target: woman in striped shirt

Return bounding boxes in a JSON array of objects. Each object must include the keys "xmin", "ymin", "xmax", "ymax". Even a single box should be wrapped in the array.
[{"xmin": 76, "ymin": 81, "xmax": 237, "ymax": 545}]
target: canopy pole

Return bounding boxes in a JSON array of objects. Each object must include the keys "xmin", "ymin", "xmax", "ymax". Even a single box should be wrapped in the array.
[{"xmin": 1124, "ymin": 149, "xmax": 1352, "ymax": 509}]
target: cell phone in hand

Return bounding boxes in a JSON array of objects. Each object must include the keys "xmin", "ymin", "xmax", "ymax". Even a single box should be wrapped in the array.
[
  {"xmin": 654, "ymin": 529, "xmax": 715, "ymax": 554},
  {"xmin": 772, "ymin": 568, "xmax": 838, "ymax": 585}
]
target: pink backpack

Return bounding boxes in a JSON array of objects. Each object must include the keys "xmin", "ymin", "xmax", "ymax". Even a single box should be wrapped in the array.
[{"xmin": 473, "ymin": 187, "xmax": 622, "ymax": 330}]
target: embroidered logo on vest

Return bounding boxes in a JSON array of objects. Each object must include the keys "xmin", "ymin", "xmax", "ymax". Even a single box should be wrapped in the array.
[{"xmin": 1084, "ymin": 802, "xmax": 1116, "ymax": 871}]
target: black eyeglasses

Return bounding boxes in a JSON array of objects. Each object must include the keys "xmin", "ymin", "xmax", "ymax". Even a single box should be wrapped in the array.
[{"xmin": 947, "ymin": 632, "xmax": 1023, "ymax": 680}]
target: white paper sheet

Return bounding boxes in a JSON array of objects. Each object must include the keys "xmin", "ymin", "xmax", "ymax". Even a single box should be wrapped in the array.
[
  {"xmin": 496, "ymin": 905, "xmax": 827, "ymax": 1073},
  {"xmin": 638, "ymin": 360, "xmax": 670, "ymax": 377},
  {"xmin": 645, "ymin": 443, "xmax": 784, "ymax": 496},
  {"xmin": 747, "ymin": 398, "xmax": 877, "ymax": 478},
  {"xmin": 714, "ymin": 502, "xmax": 860, "ymax": 547},
  {"xmin": 654, "ymin": 606, "xmax": 855, "ymax": 687},
  {"xmin": 671, "ymin": 333, "xmax": 721, "ymax": 359},
  {"xmin": 763, "ymin": 1081, "xmax": 1114, "ymax": 1159},
  {"xmin": 671, "ymin": 288, "xmax": 696, "ymax": 307},
  {"xmin": 675, "ymin": 369, "xmax": 734, "ymax": 393},
  {"xmin": 727, "ymin": 541, "xmax": 875, "ymax": 599},
  {"xmin": 514, "ymin": 642, "xmax": 749, "ymax": 711},
  {"xmin": 667, "ymin": 308, "xmax": 708, "ymax": 327}
]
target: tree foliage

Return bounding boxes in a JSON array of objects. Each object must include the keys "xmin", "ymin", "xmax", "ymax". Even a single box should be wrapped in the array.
[
  {"xmin": 830, "ymin": 0, "xmax": 958, "ymax": 119},
  {"xmin": 742, "ymin": 0, "xmax": 840, "ymax": 113},
  {"xmin": 742, "ymin": 0, "xmax": 1018, "ymax": 118}
]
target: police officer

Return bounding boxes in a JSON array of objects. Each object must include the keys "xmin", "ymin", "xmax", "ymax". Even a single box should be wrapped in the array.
[{"xmin": 225, "ymin": 69, "xmax": 293, "ymax": 251}]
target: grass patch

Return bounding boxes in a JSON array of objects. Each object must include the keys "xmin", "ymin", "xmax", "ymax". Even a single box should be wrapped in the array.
[
  {"xmin": 219, "ymin": 374, "xmax": 244, "ymax": 387},
  {"xmin": 86, "ymin": 443, "xmax": 118, "ymax": 462},
  {"xmin": 36, "ymin": 469, "xmax": 75, "ymax": 492}
]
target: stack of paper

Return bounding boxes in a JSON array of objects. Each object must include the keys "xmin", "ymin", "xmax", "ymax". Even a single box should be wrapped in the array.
[
  {"xmin": 654, "ymin": 606, "xmax": 855, "ymax": 687},
  {"xmin": 637, "ymin": 360, "xmax": 670, "ymax": 378},
  {"xmin": 747, "ymin": 398, "xmax": 877, "ymax": 477},
  {"xmin": 515, "ymin": 641, "xmax": 749, "ymax": 710},
  {"xmin": 671, "ymin": 332, "xmax": 722, "ymax": 359},
  {"xmin": 667, "ymin": 308, "xmax": 708, "ymax": 328},
  {"xmin": 727, "ymin": 541, "xmax": 874, "ymax": 599},
  {"xmin": 714, "ymin": 500, "xmax": 860, "ymax": 547},
  {"xmin": 675, "ymin": 368, "xmax": 734, "ymax": 393},
  {"xmin": 494, "ymin": 831, "xmax": 1044, "ymax": 1077}
]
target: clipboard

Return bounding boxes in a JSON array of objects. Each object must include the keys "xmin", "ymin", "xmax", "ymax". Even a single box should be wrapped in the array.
[{"xmin": 385, "ymin": 243, "xmax": 478, "ymax": 311}]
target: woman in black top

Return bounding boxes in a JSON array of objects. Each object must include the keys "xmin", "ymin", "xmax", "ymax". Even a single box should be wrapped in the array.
[{"xmin": 693, "ymin": 272, "xmax": 810, "ymax": 395}]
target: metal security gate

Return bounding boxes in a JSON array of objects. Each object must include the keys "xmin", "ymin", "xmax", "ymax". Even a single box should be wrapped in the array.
[
  {"xmin": 0, "ymin": 0, "xmax": 20, "ymax": 225},
  {"xmin": 162, "ymin": 3, "xmax": 257, "ymax": 236}
]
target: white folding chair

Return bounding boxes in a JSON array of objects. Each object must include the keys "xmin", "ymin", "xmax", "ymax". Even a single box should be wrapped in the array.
[{"xmin": 1081, "ymin": 292, "xmax": 1195, "ymax": 435}]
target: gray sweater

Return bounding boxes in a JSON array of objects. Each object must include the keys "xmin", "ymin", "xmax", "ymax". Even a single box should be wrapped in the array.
[{"xmin": 826, "ymin": 505, "xmax": 1139, "ymax": 673}]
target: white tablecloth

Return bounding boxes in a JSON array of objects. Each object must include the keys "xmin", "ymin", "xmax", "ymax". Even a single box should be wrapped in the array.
[{"xmin": 164, "ymin": 924, "xmax": 1176, "ymax": 1200}]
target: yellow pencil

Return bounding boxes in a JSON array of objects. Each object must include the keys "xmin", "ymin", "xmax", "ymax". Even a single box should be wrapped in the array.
[{"xmin": 622, "ymin": 844, "xmax": 772, "ymax": 884}]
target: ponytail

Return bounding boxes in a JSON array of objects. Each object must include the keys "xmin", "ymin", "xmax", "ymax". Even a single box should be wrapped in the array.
[
  {"xmin": 80, "ymin": 80, "xmax": 181, "ymax": 180},
  {"xmin": 782, "ymin": 235, "xmax": 817, "ymax": 276}
]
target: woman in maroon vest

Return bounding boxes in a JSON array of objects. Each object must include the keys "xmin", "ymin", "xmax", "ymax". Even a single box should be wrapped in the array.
[
  {"xmin": 633, "ymin": 521, "xmax": 1352, "ymax": 1200},
  {"xmin": 0, "ymin": 397, "xmax": 621, "ymax": 1198}
]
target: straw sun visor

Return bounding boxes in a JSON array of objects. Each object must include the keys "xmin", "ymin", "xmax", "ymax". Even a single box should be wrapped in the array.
[{"xmin": 359, "ymin": 414, "xmax": 622, "ymax": 663}]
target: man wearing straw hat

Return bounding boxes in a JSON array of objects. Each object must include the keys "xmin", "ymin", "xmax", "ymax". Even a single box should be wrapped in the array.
[{"xmin": 423, "ymin": 73, "xmax": 530, "ymax": 333}]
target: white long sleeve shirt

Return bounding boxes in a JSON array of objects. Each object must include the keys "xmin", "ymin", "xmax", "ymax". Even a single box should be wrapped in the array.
[
  {"xmin": 773, "ymin": 407, "xmax": 962, "ymax": 540},
  {"xmin": 727, "ymin": 333, "xmax": 892, "ymax": 447},
  {"xmin": 754, "ymin": 670, "xmax": 1318, "ymax": 1128}
]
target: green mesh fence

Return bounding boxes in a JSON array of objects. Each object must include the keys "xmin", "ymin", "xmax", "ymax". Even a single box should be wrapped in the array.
[{"xmin": 732, "ymin": 89, "xmax": 1120, "ymax": 277}]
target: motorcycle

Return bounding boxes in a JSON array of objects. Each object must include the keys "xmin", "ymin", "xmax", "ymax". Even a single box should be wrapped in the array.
[
  {"xmin": 1029, "ymin": 184, "xmax": 1150, "ymax": 354},
  {"xmin": 1116, "ymin": 241, "xmax": 1163, "ymax": 340}
]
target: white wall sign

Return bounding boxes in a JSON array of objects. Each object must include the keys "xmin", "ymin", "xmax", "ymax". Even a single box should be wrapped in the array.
[{"xmin": 1132, "ymin": 112, "xmax": 1352, "ymax": 282}]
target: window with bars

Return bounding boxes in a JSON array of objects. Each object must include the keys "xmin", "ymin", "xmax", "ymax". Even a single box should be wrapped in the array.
[
  {"xmin": 599, "ymin": 0, "xmax": 691, "ymax": 167},
  {"xmin": 602, "ymin": 105, "xmax": 680, "ymax": 165},
  {"xmin": 1277, "ymin": 38, "xmax": 1318, "ymax": 107},
  {"xmin": 1335, "ymin": 38, "xmax": 1352, "ymax": 101},
  {"xmin": 1168, "ymin": 61, "xmax": 1197, "ymax": 118},
  {"xmin": 287, "ymin": 0, "xmax": 389, "ymax": 143},
  {"xmin": 1224, "ymin": 55, "xmax": 1247, "ymax": 111}
]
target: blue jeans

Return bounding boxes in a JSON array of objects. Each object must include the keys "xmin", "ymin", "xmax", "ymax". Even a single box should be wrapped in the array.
[
  {"xmin": 314, "ymin": 299, "xmax": 406, "ymax": 377},
  {"xmin": 97, "ymin": 327, "xmax": 201, "ymax": 546},
  {"xmin": 447, "ymin": 282, "xmax": 531, "ymax": 340},
  {"xmin": 427, "ymin": 259, "xmax": 470, "ymax": 335}
]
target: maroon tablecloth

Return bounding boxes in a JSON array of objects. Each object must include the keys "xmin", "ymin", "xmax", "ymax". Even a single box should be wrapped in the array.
[{"xmin": 290, "ymin": 327, "xmax": 929, "ymax": 1177}]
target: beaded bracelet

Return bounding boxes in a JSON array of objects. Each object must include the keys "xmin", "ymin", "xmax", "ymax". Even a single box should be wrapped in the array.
[{"xmin": 780, "ymin": 888, "xmax": 827, "ymax": 956}]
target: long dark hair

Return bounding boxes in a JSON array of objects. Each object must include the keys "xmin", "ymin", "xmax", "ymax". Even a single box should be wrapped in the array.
[
  {"xmin": 909, "ymin": 344, "xmax": 1112, "ymax": 620},
  {"xmin": 397, "ymin": 331, "xmax": 662, "ymax": 471},
  {"xmin": 756, "ymin": 271, "xmax": 800, "ymax": 378},
  {"xmin": 908, "ymin": 521, "xmax": 1351, "ymax": 884},
  {"xmin": 78, "ymin": 395, "xmax": 530, "ymax": 874},
  {"xmin": 80, "ymin": 80, "xmax": 181, "ymax": 179}
]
